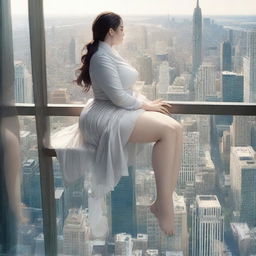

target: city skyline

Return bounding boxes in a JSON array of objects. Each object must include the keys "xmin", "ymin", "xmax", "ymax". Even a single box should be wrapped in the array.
[{"xmin": 11, "ymin": 0, "xmax": 256, "ymax": 16}]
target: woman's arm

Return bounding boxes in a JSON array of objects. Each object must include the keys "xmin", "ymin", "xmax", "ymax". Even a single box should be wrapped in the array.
[{"xmin": 90, "ymin": 53, "xmax": 143, "ymax": 110}]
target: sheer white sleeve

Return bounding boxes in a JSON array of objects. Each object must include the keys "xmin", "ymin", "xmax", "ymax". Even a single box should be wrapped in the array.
[{"xmin": 90, "ymin": 54, "xmax": 143, "ymax": 110}]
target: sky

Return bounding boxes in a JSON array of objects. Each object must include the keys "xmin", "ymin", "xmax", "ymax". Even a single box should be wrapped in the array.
[{"xmin": 11, "ymin": 0, "xmax": 256, "ymax": 16}]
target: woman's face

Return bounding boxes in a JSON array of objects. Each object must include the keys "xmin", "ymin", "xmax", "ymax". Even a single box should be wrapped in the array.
[{"xmin": 111, "ymin": 20, "xmax": 124, "ymax": 45}]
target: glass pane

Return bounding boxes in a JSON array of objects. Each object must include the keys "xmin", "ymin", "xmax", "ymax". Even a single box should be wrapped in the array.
[
  {"xmin": 18, "ymin": 116, "xmax": 45, "ymax": 255},
  {"xmin": 44, "ymin": 1, "xmax": 256, "ymax": 105},
  {"xmin": 44, "ymin": 15, "xmax": 94, "ymax": 104},
  {"xmin": 11, "ymin": 0, "xmax": 34, "ymax": 104},
  {"xmin": 50, "ymin": 114, "xmax": 256, "ymax": 255},
  {"xmin": 0, "ymin": 116, "xmax": 45, "ymax": 255}
]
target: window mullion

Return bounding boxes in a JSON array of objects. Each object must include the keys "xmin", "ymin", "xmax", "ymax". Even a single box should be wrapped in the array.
[{"xmin": 28, "ymin": 0, "xmax": 57, "ymax": 255}]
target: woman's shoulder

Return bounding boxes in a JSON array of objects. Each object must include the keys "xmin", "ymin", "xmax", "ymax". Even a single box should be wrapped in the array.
[
  {"xmin": 90, "ymin": 51, "xmax": 111, "ymax": 66},
  {"xmin": 90, "ymin": 48, "xmax": 118, "ymax": 67}
]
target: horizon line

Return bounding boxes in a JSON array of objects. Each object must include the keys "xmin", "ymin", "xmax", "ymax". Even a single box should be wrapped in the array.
[{"xmin": 12, "ymin": 13, "xmax": 256, "ymax": 17}]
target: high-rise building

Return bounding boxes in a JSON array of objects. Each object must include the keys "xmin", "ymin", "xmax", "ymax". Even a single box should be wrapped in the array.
[
  {"xmin": 195, "ymin": 62, "xmax": 216, "ymax": 101},
  {"xmin": 195, "ymin": 150, "xmax": 216, "ymax": 195},
  {"xmin": 137, "ymin": 55, "xmax": 153, "ymax": 84},
  {"xmin": 167, "ymin": 75, "xmax": 190, "ymax": 101},
  {"xmin": 63, "ymin": 208, "xmax": 91, "ymax": 256},
  {"xmin": 167, "ymin": 85, "xmax": 189, "ymax": 101},
  {"xmin": 221, "ymin": 41, "xmax": 232, "ymax": 71},
  {"xmin": 147, "ymin": 193, "xmax": 188, "ymax": 255},
  {"xmin": 233, "ymin": 30, "xmax": 247, "ymax": 73},
  {"xmin": 14, "ymin": 61, "xmax": 33, "ymax": 103},
  {"xmin": 220, "ymin": 129, "xmax": 231, "ymax": 170},
  {"xmin": 69, "ymin": 38, "xmax": 76, "ymax": 64},
  {"xmin": 230, "ymin": 147, "xmax": 256, "ymax": 226},
  {"xmin": 243, "ymin": 30, "xmax": 256, "ymax": 103},
  {"xmin": 132, "ymin": 233, "xmax": 148, "ymax": 253},
  {"xmin": 22, "ymin": 159, "xmax": 41, "ymax": 208},
  {"xmin": 191, "ymin": 195, "xmax": 224, "ymax": 256},
  {"xmin": 222, "ymin": 71, "xmax": 243, "ymax": 102},
  {"xmin": 230, "ymin": 223, "xmax": 256, "ymax": 256},
  {"xmin": 160, "ymin": 194, "xmax": 188, "ymax": 256},
  {"xmin": 155, "ymin": 41, "xmax": 168, "ymax": 61},
  {"xmin": 230, "ymin": 116, "xmax": 252, "ymax": 147},
  {"xmin": 192, "ymin": 0, "xmax": 202, "ymax": 75},
  {"xmin": 220, "ymin": 71, "xmax": 244, "ymax": 125},
  {"xmin": 55, "ymin": 187, "xmax": 65, "ymax": 234},
  {"xmin": 136, "ymin": 196, "xmax": 151, "ymax": 234},
  {"xmin": 141, "ymin": 26, "xmax": 148, "ymax": 50},
  {"xmin": 111, "ymin": 166, "xmax": 137, "ymax": 237},
  {"xmin": 197, "ymin": 115, "xmax": 210, "ymax": 147},
  {"xmin": 158, "ymin": 61, "xmax": 170, "ymax": 94},
  {"xmin": 179, "ymin": 132, "xmax": 200, "ymax": 188},
  {"xmin": 229, "ymin": 29, "xmax": 234, "ymax": 45},
  {"xmin": 169, "ymin": 67, "xmax": 177, "ymax": 84},
  {"xmin": 114, "ymin": 233, "xmax": 133, "ymax": 255}
]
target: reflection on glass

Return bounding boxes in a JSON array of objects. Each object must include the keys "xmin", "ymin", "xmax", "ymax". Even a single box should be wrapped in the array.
[
  {"xmin": 11, "ymin": 1, "xmax": 33, "ymax": 104},
  {"xmin": 18, "ymin": 116, "xmax": 45, "ymax": 255}
]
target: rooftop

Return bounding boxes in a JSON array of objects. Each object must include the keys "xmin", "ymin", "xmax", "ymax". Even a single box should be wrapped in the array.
[
  {"xmin": 196, "ymin": 195, "xmax": 221, "ymax": 208},
  {"xmin": 230, "ymin": 222, "xmax": 251, "ymax": 241}
]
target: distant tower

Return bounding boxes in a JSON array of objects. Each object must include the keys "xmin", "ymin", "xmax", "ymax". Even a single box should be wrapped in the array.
[
  {"xmin": 192, "ymin": 0, "xmax": 202, "ymax": 75},
  {"xmin": 221, "ymin": 41, "xmax": 232, "ymax": 71},
  {"xmin": 137, "ymin": 54, "xmax": 153, "ymax": 84},
  {"xmin": 68, "ymin": 37, "xmax": 82, "ymax": 64},
  {"xmin": 243, "ymin": 30, "xmax": 256, "ymax": 103},
  {"xmin": 14, "ymin": 61, "xmax": 32, "ymax": 103},
  {"xmin": 195, "ymin": 62, "xmax": 216, "ymax": 101},
  {"xmin": 69, "ymin": 37, "xmax": 76, "ymax": 65},
  {"xmin": 158, "ymin": 61, "xmax": 170, "ymax": 94}
]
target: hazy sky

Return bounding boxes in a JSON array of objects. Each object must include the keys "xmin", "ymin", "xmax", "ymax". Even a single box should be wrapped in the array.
[{"xmin": 11, "ymin": 0, "xmax": 256, "ymax": 16}]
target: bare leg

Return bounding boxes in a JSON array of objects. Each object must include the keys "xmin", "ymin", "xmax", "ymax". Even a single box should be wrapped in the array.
[
  {"xmin": 128, "ymin": 111, "xmax": 183, "ymax": 236},
  {"xmin": 150, "ymin": 120, "xmax": 183, "ymax": 235}
]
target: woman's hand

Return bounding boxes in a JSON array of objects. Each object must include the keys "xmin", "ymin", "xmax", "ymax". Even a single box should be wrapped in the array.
[{"xmin": 141, "ymin": 98, "xmax": 172, "ymax": 115}]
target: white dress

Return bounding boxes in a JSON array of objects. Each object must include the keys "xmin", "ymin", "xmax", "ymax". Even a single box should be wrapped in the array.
[{"xmin": 51, "ymin": 41, "xmax": 152, "ymax": 237}]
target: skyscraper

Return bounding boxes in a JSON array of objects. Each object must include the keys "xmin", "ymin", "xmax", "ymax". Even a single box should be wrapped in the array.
[
  {"xmin": 63, "ymin": 208, "xmax": 90, "ymax": 255},
  {"xmin": 158, "ymin": 61, "xmax": 170, "ymax": 94},
  {"xmin": 114, "ymin": 233, "xmax": 133, "ymax": 255},
  {"xmin": 230, "ymin": 116, "xmax": 252, "ymax": 147},
  {"xmin": 230, "ymin": 146, "xmax": 256, "ymax": 226},
  {"xmin": 111, "ymin": 166, "xmax": 137, "ymax": 237},
  {"xmin": 192, "ymin": 0, "xmax": 202, "ymax": 75},
  {"xmin": 147, "ymin": 193, "xmax": 188, "ymax": 255},
  {"xmin": 137, "ymin": 54, "xmax": 153, "ymax": 85},
  {"xmin": 243, "ymin": 30, "xmax": 256, "ymax": 103},
  {"xmin": 14, "ymin": 61, "xmax": 32, "ymax": 103},
  {"xmin": 179, "ymin": 132, "xmax": 200, "ymax": 188},
  {"xmin": 221, "ymin": 41, "xmax": 232, "ymax": 71},
  {"xmin": 195, "ymin": 62, "xmax": 216, "ymax": 101},
  {"xmin": 191, "ymin": 195, "xmax": 224, "ymax": 256},
  {"xmin": 221, "ymin": 71, "xmax": 244, "ymax": 125},
  {"xmin": 222, "ymin": 71, "xmax": 244, "ymax": 102}
]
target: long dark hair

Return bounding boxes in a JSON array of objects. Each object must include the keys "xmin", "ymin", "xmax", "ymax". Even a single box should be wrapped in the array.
[{"xmin": 74, "ymin": 11, "xmax": 122, "ymax": 93}]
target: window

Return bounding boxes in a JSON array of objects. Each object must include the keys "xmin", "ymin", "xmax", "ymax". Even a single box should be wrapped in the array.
[{"xmin": 1, "ymin": 0, "xmax": 256, "ymax": 255}]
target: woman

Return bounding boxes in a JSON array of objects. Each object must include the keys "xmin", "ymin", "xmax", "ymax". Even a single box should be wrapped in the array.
[{"xmin": 75, "ymin": 11, "xmax": 183, "ymax": 236}]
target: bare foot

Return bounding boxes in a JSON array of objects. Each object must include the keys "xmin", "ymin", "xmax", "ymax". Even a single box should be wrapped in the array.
[{"xmin": 149, "ymin": 199, "xmax": 175, "ymax": 236}]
